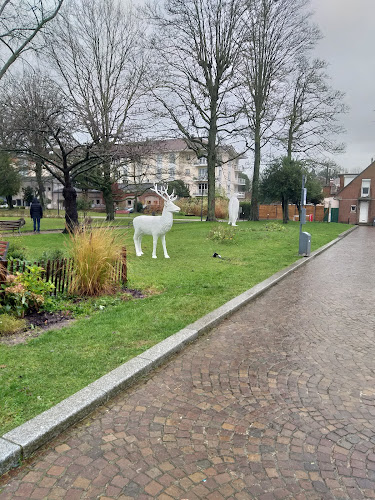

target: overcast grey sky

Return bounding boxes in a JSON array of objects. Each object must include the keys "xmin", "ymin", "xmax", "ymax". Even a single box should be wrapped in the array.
[{"xmin": 310, "ymin": 0, "xmax": 375, "ymax": 173}]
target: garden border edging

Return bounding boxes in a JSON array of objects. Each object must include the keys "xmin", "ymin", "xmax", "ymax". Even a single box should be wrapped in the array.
[{"xmin": 0, "ymin": 225, "xmax": 357, "ymax": 477}]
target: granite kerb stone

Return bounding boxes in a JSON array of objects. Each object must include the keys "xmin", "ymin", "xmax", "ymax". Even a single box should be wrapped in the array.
[
  {"xmin": 0, "ymin": 439, "xmax": 21, "ymax": 476},
  {"xmin": 137, "ymin": 328, "xmax": 199, "ymax": 365}
]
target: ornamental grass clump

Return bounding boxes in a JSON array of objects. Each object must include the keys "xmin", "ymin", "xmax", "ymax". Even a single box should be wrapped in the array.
[{"xmin": 69, "ymin": 226, "xmax": 124, "ymax": 297}]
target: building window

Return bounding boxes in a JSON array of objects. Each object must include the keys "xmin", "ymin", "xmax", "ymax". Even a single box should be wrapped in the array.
[
  {"xmin": 96, "ymin": 200, "xmax": 100, "ymax": 204},
  {"xmin": 198, "ymin": 168, "xmax": 207, "ymax": 180},
  {"xmin": 199, "ymin": 157, "xmax": 207, "ymax": 165},
  {"xmin": 169, "ymin": 167, "xmax": 175, "ymax": 179},
  {"xmin": 361, "ymin": 179, "xmax": 370, "ymax": 197},
  {"xmin": 185, "ymin": 168, "xmax": 190, "ymax": 175},
  {"xmin": 350, "ymin": 205, "xmax": 357, "ymax": 213},
  {"xmin": 198, "ymin": 183, "xmax": 208, "ymax": 196}
]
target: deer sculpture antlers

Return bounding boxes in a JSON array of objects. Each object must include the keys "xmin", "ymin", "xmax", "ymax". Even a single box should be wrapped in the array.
[{"xmin": 133, "ymin": 184, "xmax": 180, "ymax": 258}]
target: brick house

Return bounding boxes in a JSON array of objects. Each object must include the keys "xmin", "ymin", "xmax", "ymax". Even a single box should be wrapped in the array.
[{"xmin": 336, "ymin": 161, "xmax": 375, "ymax": 225}]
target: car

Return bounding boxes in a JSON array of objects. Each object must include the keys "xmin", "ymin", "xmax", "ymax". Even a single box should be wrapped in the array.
[{"xmin": 0, "ymin": 204, "xmax": 8, "ymax": 208}]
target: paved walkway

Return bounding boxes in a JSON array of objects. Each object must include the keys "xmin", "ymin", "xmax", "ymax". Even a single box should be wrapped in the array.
[{"xmin": 1, "ymin": 226, "xmax": 375, "ymax": 500}]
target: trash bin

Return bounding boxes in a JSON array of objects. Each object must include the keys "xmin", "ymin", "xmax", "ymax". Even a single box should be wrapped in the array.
[{"xmin": 299, "ymin": 231, "xmax": 311, "ymax": 257}]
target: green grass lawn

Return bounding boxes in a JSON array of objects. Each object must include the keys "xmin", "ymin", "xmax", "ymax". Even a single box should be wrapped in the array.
[
  {"xmin": 0, "ymin": 220, "xmax": 351, "ymax": 434},
  {"xmin": 0, "ymin": 209, "xmax": 195, "ymax": 235}
]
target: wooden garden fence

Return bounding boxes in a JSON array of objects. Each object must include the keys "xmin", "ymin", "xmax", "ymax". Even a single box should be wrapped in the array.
[{"xmin": 2, "ymin": 247, "xmax": 127, "ymax": 295}]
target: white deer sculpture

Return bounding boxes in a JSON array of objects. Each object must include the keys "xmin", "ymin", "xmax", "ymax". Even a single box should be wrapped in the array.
[{"xmin": 133, "ymin": 184, "xmax": 181, "ymax": 258}]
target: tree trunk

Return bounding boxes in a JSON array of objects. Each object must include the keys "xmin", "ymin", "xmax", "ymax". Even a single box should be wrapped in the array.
[
  {"xmin": 282, "ymin": 196, "xmax": 288, "ymax": 224},
  {"xmin": 103, "ymin": 187, "xmax": 115, "ymax": 221},
  {"xmin": 63, "ymin": 185, "xmax": 78, "ymax": 233},
  {"xmin": 250, "ymin": 131, "xmax": 261, "ymax": 221},
  {"xmin": 206, "ymin": 150, "xmax": 216, "ymax": 221},
  {"xmin": 102, "ymin": 163, "xmax": 115, "ymax": 221},
  {"xmin": 6, "ymin": 195, "xmax": 13, "ymax": 209},
  {"xmin": 35, "ymin": 160, "xmax": 46, "ymax": 208},
  {"xmin": 206, "ymin": 113, "xmax": 217, "ymax": 222}
]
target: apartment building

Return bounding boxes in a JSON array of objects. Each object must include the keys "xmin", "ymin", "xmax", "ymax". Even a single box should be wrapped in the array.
[{"xmin": 118, "ymin": 138, "xmax": 246, "ymax": 198}]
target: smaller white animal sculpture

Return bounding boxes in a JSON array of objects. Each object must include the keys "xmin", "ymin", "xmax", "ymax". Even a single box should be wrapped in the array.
[
  {"xmin": 133, "ymin": 184, "xmax": 181, "ymax": 258},
  {"xmin": 228, "ymin": 195, "xmax": 240, "ymax": 226}
]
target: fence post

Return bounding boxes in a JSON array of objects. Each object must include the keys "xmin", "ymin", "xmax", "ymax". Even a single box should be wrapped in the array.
[
  {"xmin": 121, "ymin": 247, "xmax": 127, "ymax": 285},
  {"xmin": 0, "ymin": 260, "xmax": 7, "ymax": 285}
]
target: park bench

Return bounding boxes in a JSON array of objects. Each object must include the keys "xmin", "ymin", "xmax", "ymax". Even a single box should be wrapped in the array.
[{"xmin": 0, "ymin": 218, "xmax": 26, "ymax": 234}]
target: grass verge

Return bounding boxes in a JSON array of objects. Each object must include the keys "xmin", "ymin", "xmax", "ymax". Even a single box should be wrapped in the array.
[{"xmin": 0, "ymin": 220, "xmax": 350, "ymax": 434}]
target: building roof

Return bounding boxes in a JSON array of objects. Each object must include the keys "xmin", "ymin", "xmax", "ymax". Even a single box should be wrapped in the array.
[{"xmin": 337, "ymin": 161, "xmax": 375, "ymax": 195}]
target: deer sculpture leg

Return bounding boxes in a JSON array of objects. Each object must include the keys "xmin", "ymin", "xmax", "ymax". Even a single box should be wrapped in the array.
[
  {"xmin": 152, "ymin": 234, "xmax": 159, "ymax": 259},
  {"xmin": 161, "ymin": 234, "xmax": 170, "ymax": 258},
  {"xmin": 133, "ymin": 231, "xmax": 144, "ymax": 256}
]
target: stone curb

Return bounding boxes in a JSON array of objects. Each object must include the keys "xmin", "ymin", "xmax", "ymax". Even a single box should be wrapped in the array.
[{"xmin": 0, "ymin": 225, "xmax": 357, "ymax": 476}]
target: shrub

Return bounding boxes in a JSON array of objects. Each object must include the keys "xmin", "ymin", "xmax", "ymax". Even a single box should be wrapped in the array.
[
  {"xmin": 68, "ymin": 225, "xmax": 124, "ymax": 296},
  {"xmin": 0, "ymin": 265, "xmax": 55, "ymax": 317},
  {"xmin": 214, "ymin": 198, "xmax": 229, "ymax": 219},
  {"xmin": 0, "ymin": 313, "xmax": 26, "ymax": 335},
  {"xmin": 208, "ymin": 225, "xmax": 237, "ymax": 242},
  {"xmin": 7, "ymin": 241, "xmax": 27, "ymax": 261},
  {"xmin": 76, "ymin": 197, "xmax": 92, "ymax": 213},
  {"xmin": 177, "ymin": 197, "xmax": 229, "ymax": 218},
  {"xmin": 39, "ymin": 248, "xmax": 66, "ymax": 262},
  {"xmin": 240, "ymin": 201, "xmax": 251, "ymax": 219}
]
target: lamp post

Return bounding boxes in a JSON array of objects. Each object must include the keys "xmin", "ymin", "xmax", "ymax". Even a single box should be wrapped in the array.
[
  {"xmin": 200, "ymin": 192, "xmax": 203, "ymax": 222},
  {"xmin": 298, "ymin": 175, "xmax": 311, "ymax": 256}
]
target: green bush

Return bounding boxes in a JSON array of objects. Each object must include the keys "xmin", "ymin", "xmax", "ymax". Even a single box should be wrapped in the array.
[
  {"xmin": 240, "ymin": 201, "xmax": 251, "ymax": 219},
  {"xmin": 0, "ymin": 313, "xmax": 26, "ymax": 335},
  {"xmin": 7, "ymin": 241, "xmax": 28, "ymax": 261},
  {"xmin": 76, "ymin": 197, "xmax": 92, "ymax": 213},
  {"xmin": 1, "ymin": 265, "xmax": 55, "ymax": 317},
  {"xmin": 39, "ymin": 248, "xmax": 66, "ymax": 262}
]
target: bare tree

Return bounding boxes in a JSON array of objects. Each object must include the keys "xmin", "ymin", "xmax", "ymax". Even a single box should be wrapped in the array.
[
  {"xmin": 1, "ymin": 74, "xmax": 104, "ymax": 232},
  {"xmin": 0, "ymin": 72, "xmax": 50, "ymax": 206},
  {"xmin": 43, "ymin": 0, "xmax": 150, "ymax": 220},
  {"xmin": 281, "ymin": 57, "xmax": 347, "ymax": 162},
  {"xmin": 275, "ymin": 57, "xmax": 347, "ymax": 223},
  {"xmin": 148, "ymin": 0, "xmax": 246, "ymax": 221},
  {"xmin": 241, "ymin": 0, "xmax": 320, "ymax": 220},
  {"xmin": 0, "ymin": 0, "xmax": 64, "ymax": 79}
]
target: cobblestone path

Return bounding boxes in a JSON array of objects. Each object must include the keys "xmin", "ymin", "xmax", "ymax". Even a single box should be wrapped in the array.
[{"xmin": 1, "ymin": 227, "xmax": 375, "ymax": 499}]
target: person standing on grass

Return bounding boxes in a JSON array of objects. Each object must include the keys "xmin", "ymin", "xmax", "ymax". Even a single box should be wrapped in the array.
[{"xmin": 30, "ymin": 197, "xmax": 43, "ymax": 233}]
